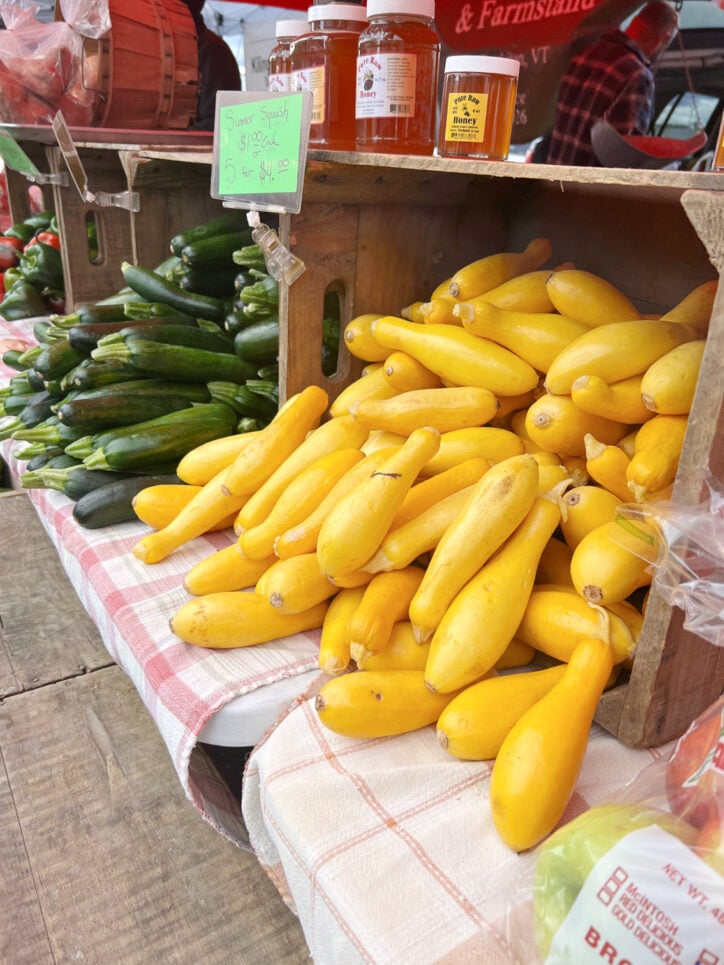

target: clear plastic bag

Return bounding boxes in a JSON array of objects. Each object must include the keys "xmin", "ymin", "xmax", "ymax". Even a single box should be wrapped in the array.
[
  {"xmin": 502, "ymin": 696, "xmax": 724, "ymax": 963},
  {"xmin": 0, "ymin": 0, "xmax": 97, "ymax": 127},
  {"xmin": 612, "ymin": 470, "xmax": 724, "ymax": 647},
  {"xmin": 58, "ymin": 0, "xmax": 111, "ymax": 41}
]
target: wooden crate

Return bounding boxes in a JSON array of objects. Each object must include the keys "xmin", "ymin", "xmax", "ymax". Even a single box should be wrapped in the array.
[{"xmin": 280, "ymin": 154, "xmax": 724, "ymax": 750}]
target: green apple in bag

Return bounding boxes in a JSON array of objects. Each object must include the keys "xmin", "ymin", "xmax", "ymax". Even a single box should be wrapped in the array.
[{"xmin": 532, "ymin": 803, "xmax": 698, "ymax": 958}]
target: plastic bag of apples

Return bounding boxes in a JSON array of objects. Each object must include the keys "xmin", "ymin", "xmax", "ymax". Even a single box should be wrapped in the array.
[{"xmin": 513, "ymin": 696, "xmax": 724, "ymax": 964}]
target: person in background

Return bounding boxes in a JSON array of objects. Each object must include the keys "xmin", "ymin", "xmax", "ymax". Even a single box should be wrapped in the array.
[
  {"xmin": 181, "ymin": 0, "xmax": 242, "ymax": 130},
  {"xmin": 545, "ymin": 0, "xmax": 679, "ymax": 165}
]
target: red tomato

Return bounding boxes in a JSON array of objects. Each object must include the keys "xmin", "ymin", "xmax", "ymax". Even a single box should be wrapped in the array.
[
  {"xmin": 0, "ymin": 243, "xmax": 19, "ymax": 271},
  {"xmin": 0, "ymin": 273, "xmax": 4, "ymax": 297},
  {"xmin": 1, "ymin": 235, "xmax": 24, "ymax": 252},
  {"xmin": 36, "ymin": 231, "xmax": 61, "ymax": 250}
]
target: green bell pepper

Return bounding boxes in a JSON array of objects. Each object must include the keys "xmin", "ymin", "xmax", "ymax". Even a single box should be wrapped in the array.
[
  {"xmin": 19, "ymin": 241, "xmax": 64, "ymax": 291},
  {"xmin": 0, "ymin": 279, "xmax": 48, "ymax": 320}
]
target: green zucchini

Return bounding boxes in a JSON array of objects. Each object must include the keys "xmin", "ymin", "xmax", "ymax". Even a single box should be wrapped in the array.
[
  {"xmin": 238, "ymin": 272, "xmax": 279, "ymax": 310},
  {"xmin": 90, "ymin": 338, "xmax": 257, "ymax": 384},
  {"xmin": 176, "ymin": 267, "xmax": 239, "ymax": 297},
  {"xmin": 123, "ymin": 301, "xmax": 197, "ymax": 322},
  {"xmin": 33, "ymin": 320, "xmax": 57, "ymax": 344},
  {"xmin": 121, "ymin": 262, "xmax": 225, "ymax": 322},
  {"xmin": 15, "ymin": 391, "xmax": 56, "ymax": 427},
  {"xmin": 233, "ymin": 319, "xmax": 280, "ymax": 362},
  {"xmin": 11, "ymin": 415, "xmax": 87, "ymax": 447},
  {"xmin": 72, "ymin": 473, "xmax": 183, "ymax": 529},
  {"xmin": 3, "ymin": 391, "xmax": 40, "ymax": 418},
  {"xmin": 207, "ymin": 381, "xmax": 278, "ymax": 420},
  {"xmin": 180, "ymin": 231, "xmax": 253, "ymax": 270},
  {"xmin": 95, "ymin": 323, "xmax": 233, "ymax": 354},
  {"xmin": 237, "ymin": 416, "xmax": 268, "ymax": 433},
  {"xmin": 33, "ymin": 340, "xmax": 88, "ymax": 380},
  {"xmin": 71, "ymin": 359, "xmax": 144, "ymax": 390},
  {"xmin": 69, "ymin": 379, "xmax": 211, "ymax": 405},
  {"xmin": 81, "ymin": 403, "xmax": 237, "ymax": 472},
  {"xmin": 25, "ymin": 450, "xmax": 76, "ymax": 472},
  {"xmin": 56, "ymin": 394, "xmax": 194, "ymax": 431},
  {"xmin": 170, "ymin": 211, "xmax": 251, "ymax": 257},
  {"xmin": 67, "ymin": 317, "xmax": 200, "ymax": 355},
  {"xmin": 232, "ymin": 244, "xmax": 266, "ymax": 271},
  {"xmin": 51, "ymin": 303, "xmax": 132, "ymax": 330}
]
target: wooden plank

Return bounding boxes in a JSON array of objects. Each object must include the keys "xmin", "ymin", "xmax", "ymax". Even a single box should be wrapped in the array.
[
  {"xmin": 0, "ymin": 492, "xmax": 112, "ymax": 698},
  {"xmin": 0, "ymin": 666, "xmax": 309, "ymax": 963}
]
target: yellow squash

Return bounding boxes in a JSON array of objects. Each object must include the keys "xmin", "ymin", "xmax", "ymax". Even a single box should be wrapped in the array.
[
  {"xmin": 360, "ymin": 430, "xmax": 407, "ymax": 455},
  {"xmin": 363, "ymin": 484, "xmax": 476, "ymax": 574},
  {"xmin": 544, "ymin": 319, "xmax": 696, "ymax": 395},
  {"xmin": 352, "ymin": 385, "xmax": 499, "ymax": 435},
  {"xmin": 544, "ymin": 269, "xmax": 641, "ymax": 327},
  {"xmin": 132, "ymin": 483, "xmax": 236, "ymax": 532},
  {"xmin": 489, "ymin": 636, "xmax": 614, "ymax": 851},
  {"xmin": 315, "ymin": 669, "xmax": 459, "ymax": 739},
  {"xmin": 184, "ymin": 543, "xmax": 276, "ymax": 596},
  {"xmin": 425, "ymin": 492, "xmax": 562, "ymax": 693},
  {"xmin": 171, "ymin": 591, "xmax": 328, "ymax": 649},
  {"xmin": 625, "ymin": 414, "xmax": 688, "ymax": 502},
  {"xmin": 659, "ymin": 279, "xmax": 717, "ymax": 334},
  {"xmin": 348, "ymin": 566, "xmax": 425, "ymax": 666},
  {"xmin": 223, "ymin": 385, "xmax": 329, "ymax": 497},
  {"xmin": 371, "ymin": 316, "xmax": 540, "ymax": 396},
  {"xmin": 571, "ymin": 374, "xmax": 653, "ymax": 424},
  {"xmin": 640, "ymin": 340, "xmax": 705, "ymax": 415},
  {"xmin": 329, "ymin": 362, "xmax": 398, "ymax": 417},
  {"xmin": 437, "ymin": 665, "xmax": 567, "ymax": 761},
  {"xmin": 400, "ymin": 300, "xmax": 426, "ymax": 323},
  {"xmin": 525, "ymin": 394, "xmax": 627, "ymax": 457},
  {"xmin": 419, "ymin": 296, "xmax": 462, "ymax": 326},
  {"xmin": 132, "ymin": 464, "xmax": 249, "ymax": 564},
  {"xmin": 494, "ymin": 388, "xmax": 538, "ymax": 421},
  {"xmin": 535, "ymin": 536, "xmax": 573, "ymax": 586},
  {"xmin": 318, "ymin": 585, "xmax": 367, "ymax": 675},
  {"xmin": 274, "ymin": 447, "xmax": 396, "ymax": 560},
  {"xmin": 475, "ymin": 268, "xmax": 555, "ymax": 313},
  {"xmin": 317, "ymin": 426, "xmax": 441, "ymax": 579},
  {"xmin": 342, "ymin": 313, "xmax": 386, "ymax": 361},
  {"xmin": 390, "ymin": 456, "xmax": 490, "ymax": 528},
  {"xmin": 559, "ymin": 484, "xmax": 622, "ymax": 549},
  {"xmin": 237, "ymin": 415, "xmax": 369, "ymax": 532},
  {"xmin": 583, "ymin": 434, "xmax": 633, "ymax": 502},
  {"xmin": 570, "ymin": 519, "xmax": 652, "ymax": 605},
  {"xmin": 239, "ymin": 447, "xmax": 363, "ymax": 559},
  {"xmin": 410, "ymin": 454, "xmax": 540, "ymax": 642},
  {"xmin": 455, "ymin": 300, "xmax": 589, "ymax": 373},
  {"xmin": 516, "ymin": 584, "xmax": 639, "ymax": 664},
  {"xmin": 255, "ymin": 552, "xmax": 340, "ymax": 614},
  {"xmin": 382, "ymin": 351, "xmax": 443, "ymax": 391},
  {"xmin": 447, "ymin": 238, "xmax": 553, "ymax": 300},
  {"xmin": 175, "ymin": 431, "xmax": 260, "ymax": 486},
  {"xmin": 363, "ymin": 621, "xmax": 430, "ymax": 671},
  {"xmin": 420, "ymin": 426, "xmax": 525, "ymax": 476}
]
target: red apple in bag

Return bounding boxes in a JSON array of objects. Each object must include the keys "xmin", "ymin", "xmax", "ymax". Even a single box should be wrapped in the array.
[{"xmin": 666, "ymin": 695, "xmax": 724, "ymax": 830}]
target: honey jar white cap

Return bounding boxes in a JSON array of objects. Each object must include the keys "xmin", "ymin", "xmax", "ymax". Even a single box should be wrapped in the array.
[
  {"xmin": 275, "ymin": 19, "xmax": 307, "ymax": 38},
  {"xmin": 366, "ymin": 0, "xmax": 435, "ymax": 18},
  {"xmin": 444, "ymin": 55, "xmax": 520, "ymax": 78},
  {"xmin": 308, "ymin": 3, "xmax": 369, "ymax": 22}
]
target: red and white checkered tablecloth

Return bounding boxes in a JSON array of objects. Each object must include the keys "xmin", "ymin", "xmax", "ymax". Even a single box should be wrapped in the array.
[
  {"xmin": 241, "ymin": 697, "xmax": 668, "ymax": 965},
  {"xmin": 1, "ymin": 317, "xmax": 322, "ymax": 846}
]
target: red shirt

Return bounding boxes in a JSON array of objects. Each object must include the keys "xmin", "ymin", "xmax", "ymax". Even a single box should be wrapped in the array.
[{"xmin": 546, "ymin": 30, "xmax": 655, "ymax": 166}]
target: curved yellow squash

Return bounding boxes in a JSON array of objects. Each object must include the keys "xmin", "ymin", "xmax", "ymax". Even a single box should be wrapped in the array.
[
  {"xmin": 545, "ymin": 269, "xmax": 641, "ymax": 327},
  {"xmin": 352, "ymin": 385, "xmax": 499, "ymax": 435}
]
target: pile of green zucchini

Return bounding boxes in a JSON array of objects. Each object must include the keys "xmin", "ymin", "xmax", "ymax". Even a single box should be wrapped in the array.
[{"xmin": 0, "ymin": 210, "xmax": 342, "ymax": 529}]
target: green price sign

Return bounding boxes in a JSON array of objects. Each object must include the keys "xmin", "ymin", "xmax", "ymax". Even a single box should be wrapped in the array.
[
  {"xmin": 0, "ymin": 130, "xmax": 41, "ymax": 177},
  {"xmin": 217, "ymin": 94, "xmax": 304, "ymax": 197}
]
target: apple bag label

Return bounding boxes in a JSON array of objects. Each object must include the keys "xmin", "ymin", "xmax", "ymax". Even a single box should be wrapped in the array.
[{"xmin": 546, "ymin": 825, "xmax": 723, "ymax": 965}]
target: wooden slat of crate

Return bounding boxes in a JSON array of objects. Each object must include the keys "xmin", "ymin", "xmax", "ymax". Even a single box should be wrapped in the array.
[
  {"xmin": 46, "ymin": 146, "xmax": 134, "ymax": 310},
  {"xmin": 0, "ymin": 666, "xmax": 309, "ymax": 963},
  {"xmin": 282, "ymin": 157, "xmax": 724, "ymax": 749},
  {"xmin": 120, "ymin": 151, "xmax": 223, "ymax": 269},
  {"xmin": 0, "ymin": 492, "xmax": 112, "ymax": 698}
]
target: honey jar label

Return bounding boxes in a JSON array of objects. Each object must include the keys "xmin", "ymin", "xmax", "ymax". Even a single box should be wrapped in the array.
[
  {"xmin": 356, "ymin": 53, "xmax": 417, "ymax": 119},
  {"xmin": 292, "ymin": 66, "xmax": 326, "ymax": 125},
  {"xmin": 444, "ymin": 91, "xmax": 488, "ymax": 143}
]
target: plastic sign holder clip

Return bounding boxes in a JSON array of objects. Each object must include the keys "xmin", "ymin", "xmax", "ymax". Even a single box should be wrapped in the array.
[
  {"xmin": 52, "ymin": 112, "xmax": 140, "ymax": 212},
  {"xmin": 0, "ymin": 129, "xmax": 68, "ymax": 187},
  {"xmin": 246, "ymin": 209, "xmax": 305, "ymax": 285}
]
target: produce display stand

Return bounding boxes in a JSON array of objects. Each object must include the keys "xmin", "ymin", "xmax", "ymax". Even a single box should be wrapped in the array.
[{"xmin": 2, "ymin": 145, "xmax": 723, "ymax": 960}]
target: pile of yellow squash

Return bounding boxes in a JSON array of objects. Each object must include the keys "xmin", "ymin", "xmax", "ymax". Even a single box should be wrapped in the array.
[{"xmin": 131, "ymin": 238, "xmax": 714, "ymax": 851}]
